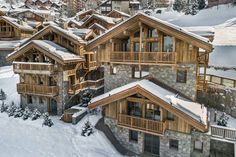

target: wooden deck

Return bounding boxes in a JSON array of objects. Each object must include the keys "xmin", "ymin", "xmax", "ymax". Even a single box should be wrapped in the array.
[
  {"xmin": 118, "ymin": 114, "xmax": 165, "ymax": 135},
  {"xmin": 13, "ymin": 62, "xmax": 55, "ymax": 75},
  {"xmin": 211, "ymin": 125, "xmax": 236, "ymax": 141},
  {"xmin": 17, "ymin": 83, "xmax": 59, "ymax": 97},
  {"xmin": 108, "ymin": 51, "xmax": 176, "ymax": 64}
]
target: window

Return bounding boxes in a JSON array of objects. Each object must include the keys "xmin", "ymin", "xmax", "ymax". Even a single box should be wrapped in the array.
[
  {"xmin": 147, "ymin": 42, "xmax": 158, "ymax": 52},
  {"xmin": 169, "ymin": 139, "xmax": 178, "ymax": 150},
  {"xmin": 129, "ymin": 130, "xmax": 138, "ymax": 142},
  {"xmin": 132, "ymin": 66, "xmax": 149, "ymax": 79},
  {"xmin": 145, "ymin": 104, "xmax": 160, "ymax": 120},
  {"xmin": 164, "ymin": 35, "xmax": 173, "ymax": 52},
  {"xmin": 127, "ymin": 101, "xmax": 142, "ymax": 117},
  {"xmin": 167, "ymin": 111, "xmax": 174, "ymax": 120},
  {"xmin": 28, "ymin": 95, "xmax": 32, "ymax": 104},
  {"xmin": 39, "ymin": 97, "xmax": 43, "ymax": 104},
  {"xmin": 110, "ymin": 66, "xmax": 117, "ymax": 75},
  {"xmin": 147, "ymin": 28, "xmax": 158, "ymax": 38},
  {"xmin": 194, "ymin": 140, "xmax": 203, "ymax": 152},
  {"xmin": 176, "ymin": 69, "xmax": 187, "ymax": 83}
]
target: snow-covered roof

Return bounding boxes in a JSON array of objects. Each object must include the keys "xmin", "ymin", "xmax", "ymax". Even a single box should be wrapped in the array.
[
  {"xmin": 87, "ymin": 12, "xmax": 212, "ymax": 49},
  {"xmin": 107, "ymin": 9, "xmax": 130, "ymax": 18},
  {"xmin": 0, "ymin": 16, "xmax": 35, "ymax": 31},
  {"xmin": 90, "ymin": 79, "xmax": 207, "ymax": 125},
  {"xmin": 0, "ymin": 39, "xmax": 28, "ymax": 50},
  {"xmin": 84, "ymin": 14, "xmax": 121, "ymax": 25},
  {"xmin": 184, "ymin": 26, "xmax": 215, "ymax": 37},
  {"xmin": 88, "ymin": 23, "xmax": 107, "ymax": 31},
  {"xmin": 8, "ymin": 40, "xmax": 83, "ymax": 63}
]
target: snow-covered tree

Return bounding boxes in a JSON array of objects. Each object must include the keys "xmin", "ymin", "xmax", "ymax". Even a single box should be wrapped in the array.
[
  {"xmin": 80, "ymin": 89, "xmax": 94, "ymax": 107},
  {"xmin": 217, "ymin": 113, "xmax": 229, "ymax": 126},
  {"xmin": 197, "ymin": 0, "xmax": 206, "ymax": 10},
  {"xmin": 81, "ymin": 121, "xmax": 93, "ymax": 136},
  {"xmin": 184, "ymin": 3, "xmax": 192, "ymax": 15},
  {"xmin": 42, "ymin": 112, "xmax": 53, "ymax": 127},
  {"xmin": 191, "ymin": 0, "xmax": 199, "ymax": 15},
  {"xmin": 0, "ymin": 101, "xmax": 7, "ymax": 113},
  {"xmin": 173, "ymin": 0, "xmax": 185, "ymax": 12},
  {"xmin": 22, "ymin": 107, "xmax": 32, "ymax": 120},
  {"xmin": 31, "ymin": 109, "xmax": 41, "ymax": 120},
  {"xmin": 14, "ymin": 107, "xmax": 23, "ymax": 118},
  {"xmin": 7, "ymin": 102, "xmax": 16, "ymax": 117},
  {"xmin": 0, "ymin": 89, "xmax": 6, "ymax": 100}
]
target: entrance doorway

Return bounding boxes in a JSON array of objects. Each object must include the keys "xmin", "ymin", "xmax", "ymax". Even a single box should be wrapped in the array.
[
  {"xmin": 48, "ymin": 98, "xmax": 57, "ymax": 115},
  {"xmin": 144, "ymin": 134, "xmax": 160, "ymax": 156}
]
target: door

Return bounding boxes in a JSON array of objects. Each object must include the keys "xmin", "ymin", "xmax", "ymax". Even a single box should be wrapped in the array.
[
  {"xmin": 144, "ymin": 134, "xmax": 160, "ymax": 156},
  {"xmin": 48, "ymin": 98, "xmax": 57, "ymax": 115}
]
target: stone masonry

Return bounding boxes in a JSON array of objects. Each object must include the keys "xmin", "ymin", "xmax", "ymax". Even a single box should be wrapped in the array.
[{"xmin": 104, "ymin": 64, "xmax": 197, "ymax": 100}]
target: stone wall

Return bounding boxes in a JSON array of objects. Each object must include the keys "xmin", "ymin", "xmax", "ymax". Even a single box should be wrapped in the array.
[
  {"xmin": 210, "ymin": 139, "xmax": 234, "ymax": 157},
  {"xmin": 160, "ymin": 130, "xmax": 191, "ymax": 157},
  {"xmin": 104, "ymin": 64, "xmax": 197, "ymax": 100},
  {"xmin": 104, "ymin": 117, "xmax": 144, "ymax": 154},
  {"xmin": 190, "ymin": 131, "xmax": 211, "ymax": 157},
  {"xmin": 0, "ymin": 50, "xmax": 12, "ymax": 67},
  {"xmin": 198, "ymin": 85, "xmax": 236, "ymax": 118},
  {"xmin": 21, "ymin": 94, "xmax": 48, "ymax": 113}
]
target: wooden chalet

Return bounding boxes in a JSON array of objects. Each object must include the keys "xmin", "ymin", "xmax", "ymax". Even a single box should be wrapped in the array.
[
  {"xmin": 7, "ymin": 24, "xmax": 104, "ymax": 114},
  {"xmin": 13, "ymin": 10, "xmax": 45, "ymax": 22},
  {"xmin": 88, "ymin": 23, "xmax": 107, "ymax": 35},
  {"xmin": 81, "ymin": 14, "xmax": 122, "ymax": 30},
  {"xmin": 107, "ymin": 9, "xmax": 130, "ymax": 19},
  {"xmin": 76, "ymin": 9, "xmax": 99, "ymax": 20},
  {"xmin": 88, "ymin": 79, "xmax": 209, "ymax": 156},
  {"xmin": 87, "ymin": 13, "xmax": 213, "ymax": 100},
  {"xmin": 0, "ymin": 16, "xmax": 36, "ymax": 39}
]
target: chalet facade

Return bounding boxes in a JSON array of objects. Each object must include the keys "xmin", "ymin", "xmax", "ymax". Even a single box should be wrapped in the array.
[
  {"xmin": 7, "ymin": 25, "xmax": 104, "ymax": 115},
  {"xmin": 88, "ymin": 79, "xmax": 210, "ymax": 156},
  {"xmin": 87, "ymin": 13, "xmax": 213, "ymax": 157},
  {"xmin": 87, "ymin": 13, "xmax": 213, "ymax": 101},
  {"xmin": 97, "ymin": 0, "xmax": 130, "ymax": 15},
  {"xmin": 13, "ymin": 10, "xmax": 45, "ymax": 22},
  {"xmin": 0, "ymin": 16, "xmax": 36, "ymax": 39}
]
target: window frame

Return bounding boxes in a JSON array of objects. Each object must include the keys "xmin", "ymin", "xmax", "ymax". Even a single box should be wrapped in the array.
[
  {"xmin": 169, "ymin": 139, "xmax": 178, "ymax": 150},
  {"xmin": 194, "ymin": 140, "xmax": 203, "ymax": 153},
  {"xmin": 129, "ymin": 130, "xmax": 138, "ymax": 142},
  {"xmin": 176, "ymin": 69, "xmax": 187, "ymax": 83}
]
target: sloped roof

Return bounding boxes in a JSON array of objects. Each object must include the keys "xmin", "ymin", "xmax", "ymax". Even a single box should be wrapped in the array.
[
  {"xmin": 20, "ymin": 24, "xmax": 86, "ymax": 46},
  {"xmin": 107, "ymin": 9, "xmax": 130, "ymax": 18},
  {"xmin": 82, "ymin": 14, "xmax": 121, "ymax": 27},
  {"xmin": 88, "ymin": 23, "xmax": 107, "ymax": 32},
  {"xmin": 7, "ymin": 40, "xmax": 84, "ymax": 64},
  {"xmin": 89, "ymin": 79, "xmax": 208, "ymax": 132},
  {"xmin": 0, "ymin": 16, "xmax": 35, "ymax": 31},
  {"xmin": 87, "ymin": 12, "xmax": 213, "ymax": 51}
]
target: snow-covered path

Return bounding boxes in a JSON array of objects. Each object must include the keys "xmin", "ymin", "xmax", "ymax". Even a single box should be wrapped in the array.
[{"xmin": 0, "ymin": 113, "xmax": 122, "ymax": 157}]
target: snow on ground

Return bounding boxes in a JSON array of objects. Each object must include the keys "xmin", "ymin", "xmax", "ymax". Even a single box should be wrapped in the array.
[
  {"xmin": 153, "ymin": 4, "xmax": 236, "ymax": 27},
  {"xmin": 0, "ymin": 113, "xmax": 122, "ymax": 157},
  {"xmin": 0, "ymin": 66, "xmax": 20, "ymax": 105},
  {"xmin": 0, "ymin": 66, "xmax": 122, "ymax": 157}
]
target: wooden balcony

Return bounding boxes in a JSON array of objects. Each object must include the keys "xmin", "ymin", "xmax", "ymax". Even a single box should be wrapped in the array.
[
  {"xmin": 70, "ymin": 78, "xmax": 104, "ymax": 94},
  {"xmin": 118, "ymin": 114, "xmax": 166, "ymax": 135},
  {"xmin": 13, "ymin": 62, "xmax": 56, "ymax": 75},
  {"xmin": 110, "ymin": 51, "xmax": 176, "ymax": 64},
  {"xmin": 197, "ymin": 75, "xmax": 208, "ymax": 91},
  {"xmin": 211, "ymin": 125, "xmax": 236, "ymax": 141},
  {"xmin": 17, "ymin": 83, "xmax": 59, "ymax": 97},
  {"xmin": 85, "ymin": 61, "xmax": 97, "ymax": 71}
]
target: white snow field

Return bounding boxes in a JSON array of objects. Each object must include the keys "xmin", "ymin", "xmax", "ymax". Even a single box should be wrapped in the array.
[{"xmin": 0, "ymin": 66, "xmax": 122, "ymax": 157}]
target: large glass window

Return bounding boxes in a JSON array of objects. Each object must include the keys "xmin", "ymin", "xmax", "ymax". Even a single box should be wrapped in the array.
[
  {"xmin": 147, "ymin": 42, "xmax": 158, "ymax": 52},
  {"xmin": 164, "ymin": 35, "xmax": 173, "ymax": 52},
  {"xmin": 127, "ymin": 101, "xmax": 142, "ymax": 117},
  {"xmin": 145, "ymin": 104, "xmax": 160, "ymax": 120}
]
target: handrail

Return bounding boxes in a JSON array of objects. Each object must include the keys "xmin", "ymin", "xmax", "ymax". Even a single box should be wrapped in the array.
[
  {"xmin": 13, "ymin": 62, "xmax": 55, "ymax": 72},
  {"xmin": 211, "ymin": 125, "xmax": 236, "ymax": 141}
]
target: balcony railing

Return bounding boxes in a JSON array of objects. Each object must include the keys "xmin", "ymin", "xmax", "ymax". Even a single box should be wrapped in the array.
[
  {"xmin": 211, "ymin": 125, "xmax": 236, "ymax": 141},
  {"xmin": 17, "ymin": 83, "xmax": 59, "ymax": 97},
  {"xmin": 118, "ymin": 114, "xmax": 165, "ymax": 135},
  {"xmin": 110, "ymin": 51, "xmax": 176, "ymax": 64},
  {"xmin": 70, "ymin": 78, "xmax": 104, "ymax": 94},
  {"xmin": 13, "ymin": 62, "xmax": 55, "ymax": 75},
  {"xmin": 197, "ymin": 75, "xmax": 208, "ymax": 91}
]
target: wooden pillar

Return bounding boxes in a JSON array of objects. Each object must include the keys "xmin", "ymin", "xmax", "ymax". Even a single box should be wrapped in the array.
[{"xmin": 139, "ymin": 22, "xmax": 142, "ymax": 63}]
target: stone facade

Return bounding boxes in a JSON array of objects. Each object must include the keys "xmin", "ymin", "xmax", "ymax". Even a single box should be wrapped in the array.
[
  {"xmin": 191, "ymin": 131, "xmax": 211, "ymax": 157},
  {"xmin": 104, "ymin": 64, "xmax": 197, "ymax": 100},
  {"xmin": 160, "ymin": 130, "xmax": 191, "ymax": 157},
  {"xmin": 21, "ymin": 94, "xmax": 48, "ymax": 113},
  {"xmin": 104, "ymin": 117, "xmax": 211, "ymax": 157},
  {"xmin": 198, "ymin": 85, "xmax": 236, "ymax": 118},
  {"xmin": 210, "ymin": 139, "xmax": 234, "ymax": 157},
  {"xmin": 104, "ymin": 117, "xmax": 144, "ymax": 154}
]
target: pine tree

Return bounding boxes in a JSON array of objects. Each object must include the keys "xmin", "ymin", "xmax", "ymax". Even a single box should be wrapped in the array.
[
  {"xmin": 191, "ymin": 0, "xmax": 199, "ymax": 15},
  {"xmin": 0, "ymin": 101, "xmax": 7, "ymax": 113},
  {"xmin": 7, "ymin": 102, "xmax": 16, "ymax": 117},
  {"xmin": 197, "ymin": 0, "xmax": 206, "ymax": 10},
  {"xmin": 217, "ymin": 113, "xmax": 229, "ymax": 126},
  {"xmin": 22, "ymin": 107, "xmax": 32, "ymax": 120},
  {"xmin": 184, "ymin": 3, "xmax": 192, "ymax": 15},
  {"xmin": 42, "ymin": 112, "xmax": 53, "ymax": 127},
  {"xmin": 173, "ymin": 0, "xmax": 185, "ymax": 12},
  {"xmin": 31, "ymin": 109, "xmax": 41, "ymax": 120},
  {"xmin": 14, "ymin": 107, "xmax": 23, "ymax": 118}
]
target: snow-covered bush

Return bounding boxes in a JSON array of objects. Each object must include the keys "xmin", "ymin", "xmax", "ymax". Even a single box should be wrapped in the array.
[
  {"xmin": 14, "ymin": 107, "xmax": 23, "ymax": 118},
  {"xmin": 22, "ymin": 107, "xmax": 32, "ymax": 120},
  {"xmin": 0, "ymin": 101, "xmax": 8, "ymax": 113},
  {"xmin": 7, "ymin": 102, "xmax": 16, "ymax": 117},
  {"xmin": 0, "ymin": 89, "xmax": 6, "ymax": 100},
  {"xmin": 42, "ymin": 112, "xmax": 53, "ymax": 127},
  {"xmin": 217, "ymin": 113, "xmax": 229, "ymax": 126},
  {"xmin": 31, "ymin": 109, "xmax": 41, "ymax": 120},
  {"xmin": 81, "ymin": 121, "xmax": 94, "ymax": 136}
]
